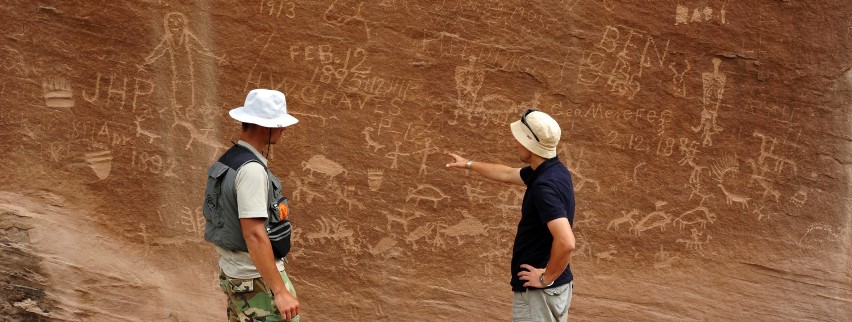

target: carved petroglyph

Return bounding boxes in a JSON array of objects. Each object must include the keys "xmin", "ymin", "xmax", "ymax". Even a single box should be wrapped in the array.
[
  {"xmin": 629, "ymin": 201, "xmax": 674, "ymax": 236},
  {"xmin": 790, "ymin": 189, "xmax": 808, "ymax": 207},
  {"xmin": 43, "ymin": 76, "xmax": 74, "ymax": 108},
  {"xmin": 290, "ymin": 173, "xmax": 325, "ymax": 203},
  {"xmin": 676, "ymin": 4, "xmax": 728, "ymax": 25},
  {"xmin": 365, "ymin": 237, "xmax": 397, "ymax": 257},
  {"xmin": 747, "ymin": 159, "xmax": 781, "ymax": 203},
  {"xmin": 679, "ymin": 139, "xmax": 706, "ymax": 185},
  {"xmin": 798, "ymin": 223, "xmax": 842, "ymax": 248},
  {"xmin": 362, "ymin": 127, "xmax": 385, "ymax": 152},
  {"xmin": 323, "ymin": 0, "xmax": 371, "ymax": 39},
  {"xmin": 608, "ymin": 209, "xmax": 639, "ymax": 231},
  {"xmin": 676, "ymin": 228, "xmax": 712, "ymax": 250},
  {"xmin": 595, "ymin": 246, "xmax": 617, "ymax": 262},
  {"xmin": 84, "ymin": 150, "xmax": 113, "ymax": 180},
  {"xmin": 304, "ymin": 217, "xmax": 356, "ymax": 248},
  {"xmin": 562, "ymin": 146, "xmax": 601, "ymax": 193},
  {"xmin": 405, "ymin": 223, "xmax": 436, "ymax": 250},
  {"xmin": 406, "ymin": 184, "xmax": 450, "ymax": 208},
  {"xmin": 574, "ymin": 212, "xmax": 600, "ymax": 229},
  {"xmin": 711, "ymin": 155, "xmax": 739, "ymax": 183},
  {"xmin": 144, "ymin": 12, "xmax": 223, "ymax": 113},
  {"xmin": 133, "ymin": 114, "xmax": 161, "ymax": 144},
  {"xmin": 718, "ymin": 184, "xmax": 750, "ymax": 209},
  {"xmin": 179, "ymin": 206, "xmax": 204, "ymax": 236},
  {"xmin": 653, "ymin": 246, "xmax": 678, "ymax": 270},
  {"xmin": 412, "ymin": 139, "xmax": 440, "ymax": 176},
  {"xmin": 385, "ymin": 209, "xmax": 423, "ymax": 233},
  {"xmin": 385, "ymin": 141, "xmax": 409, "ymax": 170},
  {"xmin": 753, "ymin": 204, "xmax": 777, "ymax": 221},
  {"xmin": 366, "ymin": 169, "xmax": 383, "ymax": 191},
  {"xmin": 674, "ymin": 204, "xmax": 716, "ymax": 230},
  {"xmin": 753, "ymin": 131, "xmax": 799, "ymax": 175},
  {"xmin": 463, "ymin": 182, "xmax": 491, "ymax": 204},
  {"xmin": 435, "ymin": 212, "xmax": 488, "ymax": 246},
  {"xmin": 47, "ymin": 142, "xmax": 69, "ymax": 163},
  {"xmin": 668, "ymin": 58, "xmax": 691, "ymax": 97},
  {"xmin": 171, "ymin": 119, "xmax": 228, "ymax": 156},
  {"xmin": 302, "ymin": 155, "xmax": 348, "ymax": 179},
  {"xmin": 691, "ymin": 58, "xmax": 726, "ymax": 146},
  {"xmin": 454, "ymin": 58, "xmax": 485, "ymax": 111},
  {"xmin": 331, "ymin": 185, "xmax": 365, "ymax": 211}
]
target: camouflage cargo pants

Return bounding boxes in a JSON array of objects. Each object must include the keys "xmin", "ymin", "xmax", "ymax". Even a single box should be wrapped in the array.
[{"xmin": 219, "ymin": 268, "xmax": 299, "ymax": 322}]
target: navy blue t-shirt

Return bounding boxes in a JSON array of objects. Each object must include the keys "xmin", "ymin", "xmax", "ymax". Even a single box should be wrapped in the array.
[{"xmin": 510, "ymin": 157, "xmax": 575, "ymax": 292}]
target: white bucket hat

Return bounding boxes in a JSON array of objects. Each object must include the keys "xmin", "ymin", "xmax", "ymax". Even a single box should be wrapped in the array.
[
  {"xmin": 510, "ymin": 109, "xmax": 561, "ymax": 159},
  {"xmin": 229, "ymin": 89, "xmax": 298, "ymax": 128}
]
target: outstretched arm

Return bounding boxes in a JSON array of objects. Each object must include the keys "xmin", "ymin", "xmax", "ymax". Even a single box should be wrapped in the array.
[{"xmin": 445, "ymin": 153, "xmax": 524, "ymax": 186}]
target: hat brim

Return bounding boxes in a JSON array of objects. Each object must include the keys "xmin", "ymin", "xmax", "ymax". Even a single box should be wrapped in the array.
[
  {"xmin": 510, "ymin": 121, "xmax": 556, "ymax": 159},
  {"xmin": 229, "ymin": 107, "xmax": 299, "ymax": 128}
]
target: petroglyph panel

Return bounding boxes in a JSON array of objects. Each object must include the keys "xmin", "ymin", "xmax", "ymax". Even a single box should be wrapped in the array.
[{"xmin": 0, "ymin": 1, "xmax": 848, "ymax": 321}]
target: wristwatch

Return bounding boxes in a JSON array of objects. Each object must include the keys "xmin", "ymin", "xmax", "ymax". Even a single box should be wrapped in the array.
[{"xmin": 539, "ymin": 274, "xmax": 554, "ymax": 288}]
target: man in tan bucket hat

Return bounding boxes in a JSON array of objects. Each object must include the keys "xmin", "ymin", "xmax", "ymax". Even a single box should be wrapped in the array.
[
  {"xmin": 203, "ymin": 89, "xmax": 301, "ymax": 321},
  {"xmin": 447, "ymin": 109, "xmax": 577, "ymax": 321}
]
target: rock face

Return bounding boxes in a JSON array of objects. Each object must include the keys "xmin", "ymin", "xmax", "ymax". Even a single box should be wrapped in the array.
[{"xmin": 0, "ymin": 1, "xmax": 850, "ymax": 320}]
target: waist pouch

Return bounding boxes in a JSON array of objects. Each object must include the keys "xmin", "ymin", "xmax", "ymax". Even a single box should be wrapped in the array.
[{"xmin": 268, "ymin": 196, "xmax": 292, "ymax": 259}]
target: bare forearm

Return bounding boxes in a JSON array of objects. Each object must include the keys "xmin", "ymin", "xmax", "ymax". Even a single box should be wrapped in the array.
[
  {"xmin": 543, "ymin": 238, "xmax": 574, "ymax": 283},
  {"xmin": 469, "ymin": 161, "xmax": 522, "ymax": 185},
  {"xmin": 245, "ymin": 233, "xmax": 287, "ymax": 295}
]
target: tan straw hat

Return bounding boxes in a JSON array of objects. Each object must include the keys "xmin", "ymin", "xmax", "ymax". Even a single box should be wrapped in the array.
[
  {"xmin": 509, "ymin": 109, "xmax": 561, "ymax": 159},
  {"xmin": 229, "ymin": 89, "xmax": 299, "ymax": 128}
]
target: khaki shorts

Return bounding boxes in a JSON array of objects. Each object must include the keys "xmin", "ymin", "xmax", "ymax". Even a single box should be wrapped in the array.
[
  {"xmin": 219, "ymin": 268, "xmax": 299, "ymax": 322},
  {"xmin": 512, "ymin": 281, "xmax": 573, "ymax": 322}
]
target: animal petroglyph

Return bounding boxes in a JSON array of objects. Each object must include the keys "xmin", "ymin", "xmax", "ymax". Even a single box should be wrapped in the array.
[
  {"xmin": 405, "ymin": 223, "xmax": 436, "ymax": 250},
  {"xmin": 629, "ymin": 201, "xmax": 673, "ymax": 236},
  {"xmin": 674, "ymin": 205, "xmax": 716, "ymax": 230},
  {"xmin": 304, "ymin": 217, "xmax": 356, "ymax": 248},
  {"xmin": 753, "ymin": 131, "xmax": 799, "ymax": 175},
  {"xmin": 608, "ymin": 209, "xmax": 639, "ymax": 231},
  {"xmin": 463, "ymin": 182, "xmax": 491, "ymax": 204},
  {"xmin": 134, "ymin": 115, "xmax": 161, "ymax": 144},
  {"xmin": 405, "ymin": 184, "xmax": 450, "ymax": 208},
  {"xmin": 595, "ymin": 247, "xmax": 617, "ymax": 262},
  {"xmin": 84, "ymin": 150, "xmax": 113, "ymax": 180},
  {"xmin": 171, "ymin": 119, "xmax": 228, "ymax": 156},
  {"xmin": 362, "ymin": 127, "xmax": 385, "ymax": 152},
  {"xmin": 302, "ymin": 155, "xmax": 348, "ymax": 178},
  {"xmin": 43, "ymin": 76, "xmax": 74, "ymax": 108},
  {"xmin": 711, "ymin": 155, "xmax": 739, "ymax": 183},
  {"xmin": 385, "ymin": 209, "xmax": 423, "ymax": 232},
  {"xmin": 790, "ymin": 189, "xmax": 808, "ymax": 207},
  {"xmin": 717, "ymin": 184, "xmax": 750, "ymax": 209},
  {"xmin": 366, "ymin": 237, "xmax": 397, "ymax": 257},
  {"xmin": 798, "ymin": 223, "xmax": 841, "ymax": 248},
  {"xmin": 290, "ymin": 173, "xmax": 325, "ymax": 203},
  {"xmin": 436, "ymin": 212, "xmax": 489, "ymax": 246}
]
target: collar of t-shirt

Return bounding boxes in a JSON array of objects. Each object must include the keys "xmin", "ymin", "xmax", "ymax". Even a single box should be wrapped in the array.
[
  {"xmin": 526, "ymin": 157, "xmax": 561, "ymax": 184},
  {"xmin": 236, "ymin": 140, "xmax": 268, "ymax": 167}
]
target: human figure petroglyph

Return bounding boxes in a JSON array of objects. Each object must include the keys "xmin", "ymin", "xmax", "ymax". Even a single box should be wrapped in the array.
[
  {"xmin": 412, "ymin": 139, "xmax": 440, "ymax": 176},
  {"xmin": 668, "ymin": 58, "xmax": 691, "ymax": 97},
  {"xmin": 629, "ymin": 201, "xmax": 674, "ymax": 236},
  {"xmin": 674, "ymin": 204, "xmax": 716, "ymax": 230},
  {"xmin": 42, "ymin": 76, "xmax": 74, "ymax": 108},
  {"xmin": 607, "ymin": 209, "xmax": 639, "ymax": 231},
  {"xmin": 679, "ymin": 139, "xmax": 706, "ymax": 184},
  {"xmin": 454, "ymin": 57, "xmax": 485, "ymax": 111},
  {"xmin": 676, "ymin": 228, "xmax": 711, "ymax": 250},
  {"xmin": 302, "ymin": 155, "xmax": 348, "ymax": 178},
  {"xmin": 133, "ymin": 114, "xmax": 161, "ymax": 144},
  {"xmin": 362, "ymin": 127, "xmax": 385, "ymax": 152},
  {"xmin": 385, "ymin": 141, "xmax": 409, "ymax": 170},
  {"xmin": 691, "ymin": 58, "xmax": 726, "ymax": 146},
  {"xmin": 405, "ymin": 184, "xmax": 451, "ymax": 208},
  {"xmin": 332, "ymin": 185, "xmax": 365, "ymax": 211},
  {"xmin": 753, "ymin": 131, "xmax": 799, "ymax": 175},
  {"xmin": 144, "ymin": 12, "xmax": 224, "ymax": 114},
  {"xmin": 717, "ymin": 184, "xmax": 750, "ymax": 209},
  {"xmin": 747, "ymin": 161, "xmax": 781, "ymax": 203}
]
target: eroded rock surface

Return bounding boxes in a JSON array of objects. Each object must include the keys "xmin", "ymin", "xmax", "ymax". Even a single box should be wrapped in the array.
[{"xmin": 0, "ymin": 1, "xmax": 849, "ymax": 320}]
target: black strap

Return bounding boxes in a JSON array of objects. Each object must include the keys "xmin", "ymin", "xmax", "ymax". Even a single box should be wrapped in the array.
[{"xmin": 218, "ymin": 144, "xmax": 267, "ymax": 171}]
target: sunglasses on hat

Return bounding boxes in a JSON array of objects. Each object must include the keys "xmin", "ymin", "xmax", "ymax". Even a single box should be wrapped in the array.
[{"xmin": 521, "ymin": 108, "xmax": 540, "ymax": 142}]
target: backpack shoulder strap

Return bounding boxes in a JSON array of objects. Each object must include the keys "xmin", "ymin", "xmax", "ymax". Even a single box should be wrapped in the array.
[{"xmin": 218, "ymin": 144, "xmax": 267, "ymax": 170}]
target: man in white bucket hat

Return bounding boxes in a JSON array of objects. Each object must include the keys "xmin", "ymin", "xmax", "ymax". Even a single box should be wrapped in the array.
[
  {"xmin": 203, "ymin": 89, "xmax": 301, "ymax": 321},
  {"xmin": 447, "ymin": 109, "xmax": 577, "ymax": 322}
]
